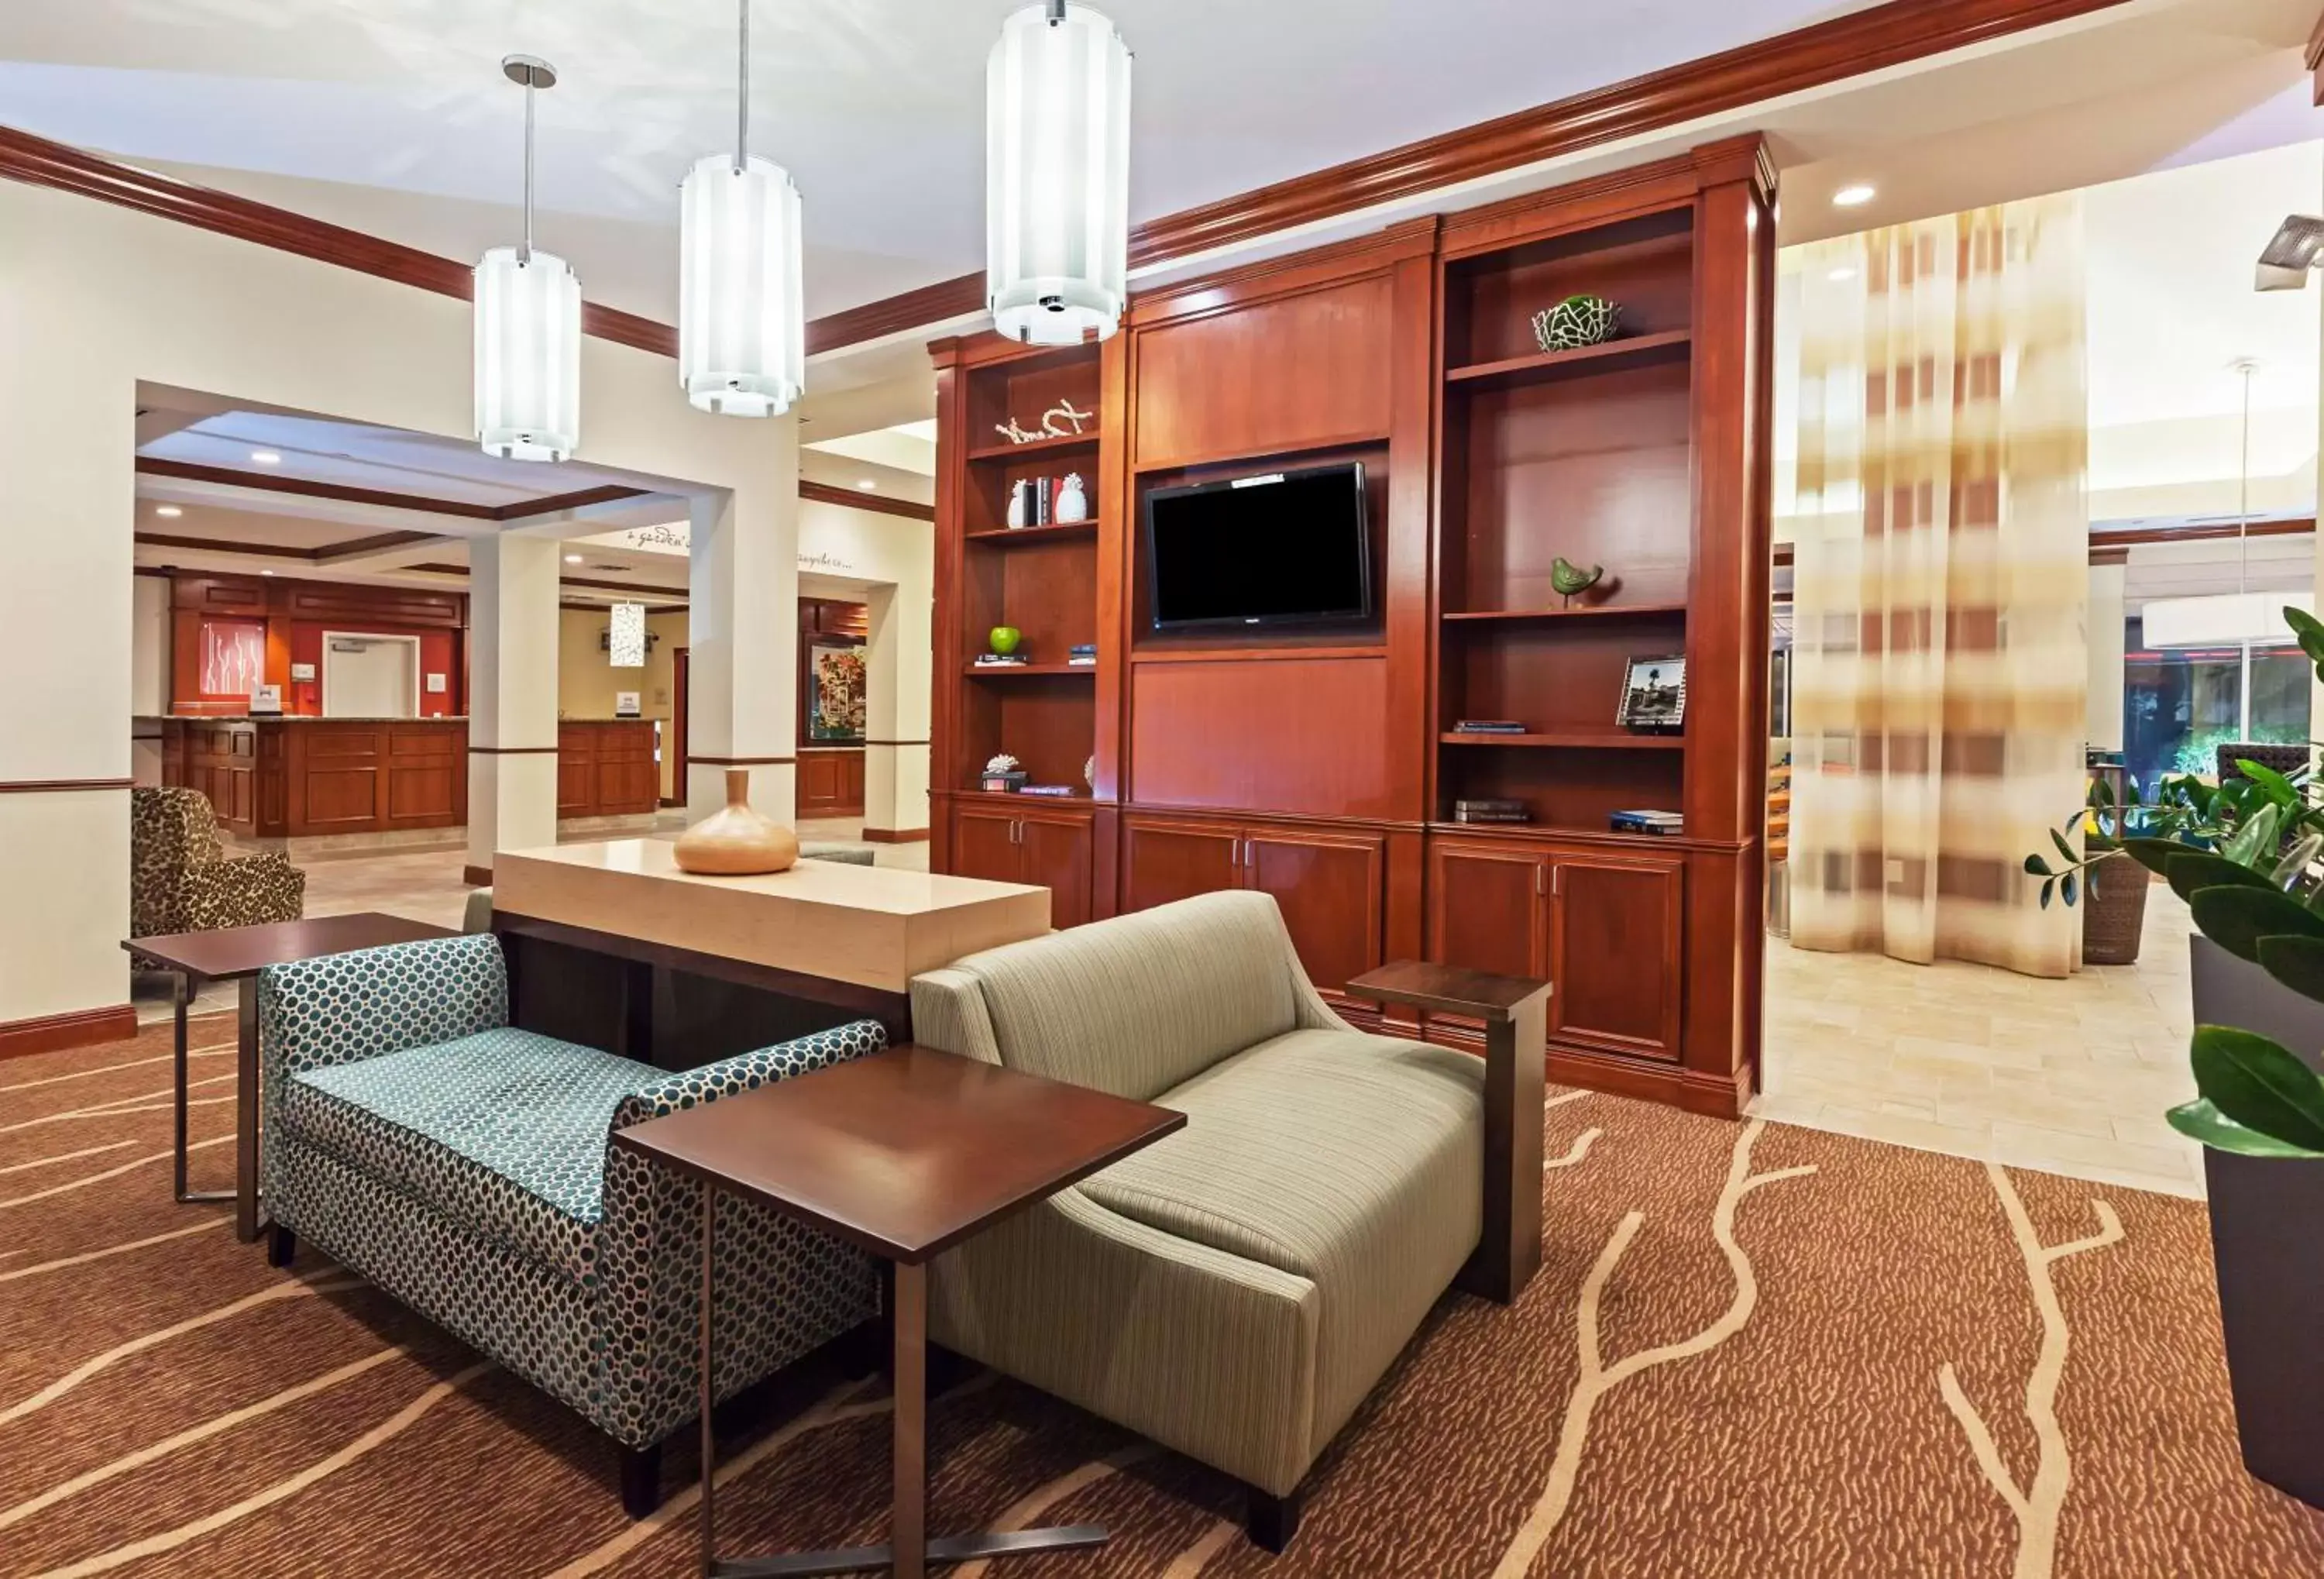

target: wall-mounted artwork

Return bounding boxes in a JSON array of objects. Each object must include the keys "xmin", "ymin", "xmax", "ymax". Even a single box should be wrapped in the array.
[
  {"xmin": 198, "ymin": 620, "xmax": 266, "ymax": 699},
  {"xmin": 808, "ymin": 642, "xmax": 868, "ymax": 741}
]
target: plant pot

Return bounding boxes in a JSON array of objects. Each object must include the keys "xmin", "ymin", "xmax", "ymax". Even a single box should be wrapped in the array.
[
  {"xmin": 2078, "ymin": 850, "xmax": 2150, "ymax": 965},
  {"xmin": 2189, "ymin": 934, "xmax": 2324, "ymax": 1509}
]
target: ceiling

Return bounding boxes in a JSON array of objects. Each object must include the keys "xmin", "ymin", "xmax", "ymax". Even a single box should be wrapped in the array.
[{"xmin": 0, "ymin": 0, "xmax": 1883, "ymax": 326}]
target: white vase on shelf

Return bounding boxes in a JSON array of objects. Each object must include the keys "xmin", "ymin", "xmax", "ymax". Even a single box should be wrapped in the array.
[
  {"xmin": 1054, "ymin": 473, "xmax": 1088, "ymax": 524},
  {"xmin": 1006, "ymin": 479, "xmax": 1029, "ymax": 528}
]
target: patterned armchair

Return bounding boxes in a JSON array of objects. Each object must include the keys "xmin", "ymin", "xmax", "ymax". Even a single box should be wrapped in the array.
[
  {"xmin": 129, "ymin": 786, "xmax": 304, "ymax": 950},
  {"xmin": 257, "ymin": 933, "xmax": 882, "ymax": 1515}
]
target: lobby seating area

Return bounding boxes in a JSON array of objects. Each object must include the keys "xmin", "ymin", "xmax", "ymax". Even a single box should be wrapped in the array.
[{"xmin": 14, "ymin": 3, "xmax": 2324, "ymax": 1577}]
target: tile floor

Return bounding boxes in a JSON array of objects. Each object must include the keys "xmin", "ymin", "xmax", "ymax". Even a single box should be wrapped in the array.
[{"xmin": 1755, "ymin": 877, "xmax": 2205, "ymax": 1199}]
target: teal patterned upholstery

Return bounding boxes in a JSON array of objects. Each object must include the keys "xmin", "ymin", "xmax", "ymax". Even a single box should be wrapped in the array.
[{"xmin": 259, "ymin": 934, "xmax": 884, "ymax": 1453}]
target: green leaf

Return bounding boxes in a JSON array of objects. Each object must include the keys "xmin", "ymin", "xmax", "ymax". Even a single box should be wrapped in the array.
[
  {"xmin": 2236, "ymin": 759, "xmax": 2303, "ymax": 810},
  {"xmin": 2124, "ymin": 836, "xmax": 2196, "ymax": 877},
  {"xmin": 2274, "ymin": 831, "xmax": 2324, "ymax": 889},
  {"xmin": 2188, "ymin": 884, "xmax": 2324, "ymax": 962},
  {"xmin": 2257, "ymin": 934, "xmax": 2324, "ymax": 1007},
  {"xmin": 2223, "ymin": 802, "xmax": 2284, "ymax": 867},
  {"xmin": 2191, "ymin": 1025, "xmax": 2324, "ymax": 1154},
  {"xmin": 2050, "ymin": 827, "xmax": 2080, "ymax": 867},
  {"xmin": 2024, "ymin": 853, "xmax": 2052, "ymax": 879},
  {"xmin": 2167, "ymin": 1096, "xmax": 2324, "ymax": 1158},
  {"xmin": 2090, "ymin": 776, "xmax": 2116, "ymax": 808},
  {"xmin": 2285, "ymin": 604, "xmax": 2324, "ymax": 668},
  {"xmin": 2164, "ymin": 850, "xmax": 2275, "ymax": 904},
  {"xmin": 2040, "ymin": 879, "xmax": 2054, "ymax": 910},
  {"xmin": 2061, "ymin": 872, "xmax": 2078, "ymax": 908}
]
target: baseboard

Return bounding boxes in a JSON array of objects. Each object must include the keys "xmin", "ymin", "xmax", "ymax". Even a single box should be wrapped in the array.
[
  {"xmin": 462, "ymin": 864, "xmax": 493, "ymax": 887},
  {"xmin": 0, "ymin": 1003, "xmax": 139, "ymax": 1062},
  {"xmin": 861, "ymin": 827, "xmax": 930, "ymax": 845}
]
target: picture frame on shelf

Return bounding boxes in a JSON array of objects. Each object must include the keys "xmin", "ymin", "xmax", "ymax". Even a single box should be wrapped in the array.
[{"xmin": 1616, "ymin": 654, "xmax": 1686, "ymax": 731}]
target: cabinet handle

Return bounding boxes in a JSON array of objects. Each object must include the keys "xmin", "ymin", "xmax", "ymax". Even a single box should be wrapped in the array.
[
  {"xmin": 1552, "ymin": 865, "xmax": 1563, "ymax": 898},
  {"xmin": 1229, "ymin": 836, "xmax": 1239, "ymax": 869},
  {"xmin": 1011, "ymin": 817, "xmax": 1023, "ymax": 845}
]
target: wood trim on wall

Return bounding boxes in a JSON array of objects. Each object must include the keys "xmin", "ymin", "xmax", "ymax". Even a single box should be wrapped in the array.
[
  {"xmin": 0, "ymin": 1003, "xmax": 139, "ymax": 1062},
  {"xmin": 799, "ymin": 479, "xmax": 936, "ymax": 521},
  {"xmin": 0, "ymin": 1, "xmax": 2127, "ymax": 363},
  {"xmin": 686, "ymin": 754, "xmax": 798, "ymax": 767},
  {"xmin": 861, "ymin": 827, "xmax": 931, "ymax": 844},
  {"xmin": 0, "ymin": 777, "xmax": 135, "ymax": 793}
]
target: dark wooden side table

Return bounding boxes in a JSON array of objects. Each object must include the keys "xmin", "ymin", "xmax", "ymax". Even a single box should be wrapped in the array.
[
  {"xmin": 125, "ymin": 913, "xmax": 456, "ymax": 1242},
  {"xmin": 1347, "ymin": 961, "xmax": 1549, "ymax": 1304},
  {"xmin": 614, "ymin": 1044, "xmax": 1185, "ymax": 1579}
]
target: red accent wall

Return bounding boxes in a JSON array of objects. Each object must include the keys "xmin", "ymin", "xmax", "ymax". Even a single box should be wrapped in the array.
[{"xmin": 285, "ymin": 623, "xmax": 459, "ymax": 717}]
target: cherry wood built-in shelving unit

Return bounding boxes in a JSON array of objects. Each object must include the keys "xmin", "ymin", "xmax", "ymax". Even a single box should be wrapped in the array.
[{"xmin": 932, "ymin": 136, "xmax": 1774, "ymax": 1116}]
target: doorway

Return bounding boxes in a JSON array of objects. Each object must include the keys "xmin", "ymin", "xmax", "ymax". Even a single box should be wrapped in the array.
[{"xmin": 321, "ymin": 632, "xmax": 420, "ymax": 717}]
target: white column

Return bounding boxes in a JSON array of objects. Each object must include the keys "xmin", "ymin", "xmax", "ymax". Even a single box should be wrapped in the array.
[
  {"xmin": 0, "ymin": 359, "xmax": 131, "ymax": 1033},
  {"xmin": 2086, "ymin": 562, "xmax": 2125, "ymax": 754},
  {"xmin": 686, "ymin": 427, "xmax": 799, "ymax": 824},
  {"xmin": 861, "ymin": 580, "xmax": 933, "ymax": 837},
  {"xmin": 466, "ymin": 531, "xmax": 562, "ymax": 879}
]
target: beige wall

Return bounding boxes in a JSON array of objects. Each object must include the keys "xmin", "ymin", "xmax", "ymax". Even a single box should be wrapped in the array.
[
  {"xmin": 0, "ymin": 175, "xmax": 800, "ymax": 1030},
  {"xmin": 559, "ymin": 607, "xmax": 690, "ymax": 799}
]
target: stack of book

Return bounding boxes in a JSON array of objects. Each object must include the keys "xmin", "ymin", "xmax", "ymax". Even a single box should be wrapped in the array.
[
  {"xmin": 973, "ymin": 652, "xmax": 1030, "ymax": 666},
  {"xmin": 1609, "ymin": 808, "xmax": 1684, "ymax": 837},
  {"xmin": 1452, "ymin": 719, "xmax": 1528, "ymax": 734},
  {"xmin": 1020, "ymin": 784, "xmax": 1078, "ymax": 797},
  {"xmin": 1067, "ymin": 644, "xmax": 1097, "ymax": 667},
  {"xmin": 1452, "ymin": 798, "xmax": 1530, "ymax": 824}
]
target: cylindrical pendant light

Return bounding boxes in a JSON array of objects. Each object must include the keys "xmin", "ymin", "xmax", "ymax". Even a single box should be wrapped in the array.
[
  {"xmin": 476, "ymin": 55, "xmax": 581, "ymax": 463},
  {"xmin": 679, "ymin": 0, "xmax": 806, "ymax": 416},
  {"xmin": 987, "ymin": 0, "xmax": 1132, "ymax": 346}
]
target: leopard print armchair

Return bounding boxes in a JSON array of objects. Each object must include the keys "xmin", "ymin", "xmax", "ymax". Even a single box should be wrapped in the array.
[{"xmin": 130, "ymin": 787, "xmax": 304, "ymax": 955}]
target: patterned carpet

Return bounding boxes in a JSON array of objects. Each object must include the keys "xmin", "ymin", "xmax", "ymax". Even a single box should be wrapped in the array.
[{"xmin": 5, "ymin": 1013, "xmax": 2323, "ymax": 1578}]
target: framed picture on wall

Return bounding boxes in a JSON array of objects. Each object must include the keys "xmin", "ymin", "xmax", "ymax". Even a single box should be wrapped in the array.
[
  {"xmin": 807, "ymin": 641, "xmax": 868, "ymax": 741},
  {"xmin": 1616, "ymin": 654, "xmax": 1686, "ymax": 732}
]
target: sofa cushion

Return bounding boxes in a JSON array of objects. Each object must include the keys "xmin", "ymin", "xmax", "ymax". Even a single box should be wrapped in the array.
[
  {"xmin": 1076, "ymin": 1027, "xmax": 1484, "ymax": 1449},
  {"xmin": 948, "ymin": 890, "xmax": 1302, "ymax": 1101},
  {"xmin": 280, "ymin": 1027, "xmax": 658, "ymax": 1287}
]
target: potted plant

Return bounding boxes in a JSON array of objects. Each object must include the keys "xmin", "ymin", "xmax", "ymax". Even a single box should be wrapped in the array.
[{"xmin": 2028, "ymin": 607, "xmax": 2324, "ymax": 1508}]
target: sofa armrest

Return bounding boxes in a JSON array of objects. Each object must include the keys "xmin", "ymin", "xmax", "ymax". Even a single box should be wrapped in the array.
[
  {"xmin": 608, "ymin": 1018, "xmax": 887, "ymax": 1133},
  {"xmin": 930, "ymin": 1186, "xmax": 1322, "ymax": 1498},
  {"xmin": 258, "ymin": 934, "xmax": 508, "ymax": 1084},
  {"xmin": 181, "ymin": 851, "xmax": 306, "ymax": 931}
]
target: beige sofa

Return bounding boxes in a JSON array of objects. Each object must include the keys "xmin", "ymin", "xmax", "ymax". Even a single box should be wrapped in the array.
[{"xmin": 909, "ymin": 890, "xmax": 1485, "ymax": 1550}]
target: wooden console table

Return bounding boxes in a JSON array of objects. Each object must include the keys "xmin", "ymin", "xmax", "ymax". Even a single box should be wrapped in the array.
[
  {"xmin": 1347, "ymin": 961, "xmax": 1549, "ymax": 1303},
  {"xmin": 615, "ymin": 1044, "xmax": 1183, "ymax": 1578},
  {"xmin": 490, "ymin": 839, "xmax": 1050, "ymax": 1068}
]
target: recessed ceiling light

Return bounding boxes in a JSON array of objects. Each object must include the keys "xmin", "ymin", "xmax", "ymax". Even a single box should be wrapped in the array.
[
  {"xmin": 260, "ymin": 569, "xmax": 276, "ymax": 576},
  {"xmin": 855, "ymin": 479, "xmax": 878, "ymax": 491},
  {"xmin": 155, "ymin": 504, "xmax": 184, "ymax": 518},
  {"xmin": 250, "ymin": 449, "xmax": 283, "ymax": 465},
  {"xmin": 565, "ymin": 553, "xmax": 583, "ymax": 563},
  {"xmin": 1832, "ymin": 184, "xmax": 1875, "ymax": 208}
]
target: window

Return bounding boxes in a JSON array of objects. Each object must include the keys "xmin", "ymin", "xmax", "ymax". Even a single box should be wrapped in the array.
[{"xmin": 2123, "ymin": 615, "xmax": 2310, "ymax": 788}]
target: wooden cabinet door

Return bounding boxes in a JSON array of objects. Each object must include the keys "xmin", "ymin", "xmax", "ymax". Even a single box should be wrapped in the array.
[
  {"xmin": 556, "ymin": 753, "xmax": 593, "ymax": 817},
  {"xmin": 1428, "ymin": 839, "xmax": 1547, "ymax": 981},
  {"xmin": 951, "ymin": 805, "xmax": 1024, "ymax": 888},
  {"xmin": 1019, "ymin": 810, "xmax": 1095, "ymax": 930},
  {"xmin": 1547, "ymin": 851, "xmax": 1685, "ymax": 1061},
  {"xmin": 1119, "ymin": 816, "xmax": 1241, "ymax": 914},
  {"xmin": 1242, "ymin": 824, "xmax": 1384, "ymax": 996},
  {"xmin": 798, "ymin": 752, "xmax": 844, "ymax": 815}
]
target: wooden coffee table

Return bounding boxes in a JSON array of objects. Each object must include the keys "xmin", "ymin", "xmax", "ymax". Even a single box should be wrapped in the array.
[
  {"xmin": 125, "ymin": 913, "xmax": 456, "ymax": 1241},
  {"xmin": 1347, "ymin": 961, "xmax": 1550, "ymax": 1303},
  {"xmin": 614, "ymin": 1044, "xmax": 1184, "ymax": 1578}
]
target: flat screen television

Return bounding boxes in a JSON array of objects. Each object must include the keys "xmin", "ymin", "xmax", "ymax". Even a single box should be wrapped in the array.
[{"xmin": 1144, "ymin": 462, "xmax": 1371, "ymax": 631}]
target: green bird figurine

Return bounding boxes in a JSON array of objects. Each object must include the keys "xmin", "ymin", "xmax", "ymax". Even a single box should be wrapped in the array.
[{"xmin": 1550, "ymin": 557, "xmax": 1604, "ymax": 609}]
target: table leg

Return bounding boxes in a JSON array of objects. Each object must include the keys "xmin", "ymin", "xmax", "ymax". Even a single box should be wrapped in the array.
[
  {"xmin": 235, "ymin": 975, "xmax": 262, "ymax": 1242},
  {"xmin": 892, "ymin": 1260, "xmax": 927, "ymax": 1579},
  {"xmin": 1461, "ymin": 994, "xmax": 1546, "ymax": 1305},
  {"xmin": 702, "ymin": 1184, "xmax": 719, "ymax": 1579}
]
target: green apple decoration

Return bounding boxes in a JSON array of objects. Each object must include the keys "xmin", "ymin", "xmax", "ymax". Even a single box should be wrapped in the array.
[{"xmin": 988, "ymin": 625, "xmax": 1023, "ymax": 655}]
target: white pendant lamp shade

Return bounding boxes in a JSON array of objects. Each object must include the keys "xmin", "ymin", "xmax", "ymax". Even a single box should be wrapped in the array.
[
  {"xmin": 987, "ymin": 2, "xmax": 1131, "ymax": 346},
  {"xmin": 679, "ymin": 153, "xmax": 805, "ymax": 416},
  {"xmin": 475, "ymin": 245, "xmax": 581, "ymax": 462}
]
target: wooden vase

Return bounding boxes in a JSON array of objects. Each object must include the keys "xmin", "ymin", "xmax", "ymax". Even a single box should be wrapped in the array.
[{"xmin": 672, "ymin": 769, "xmax": 799, "ymax": 876}]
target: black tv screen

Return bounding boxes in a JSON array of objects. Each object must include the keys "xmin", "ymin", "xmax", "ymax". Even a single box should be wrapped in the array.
[{"xmin": 1145, "ymin": 462, "xmax": 1371, "ymax": 631}]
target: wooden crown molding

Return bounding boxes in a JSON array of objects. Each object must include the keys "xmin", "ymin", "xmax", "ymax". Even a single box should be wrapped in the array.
[
  {"xmin": 799, "ymin": 478, "xmax": 935, "ymax": 521},
  {"xmin": 0, "ymin": 1, "xmax": 2124, "ymax": 366},
  {"xmin": 136, "ymin": 456, "xmax": 648, "ymax": 523}
]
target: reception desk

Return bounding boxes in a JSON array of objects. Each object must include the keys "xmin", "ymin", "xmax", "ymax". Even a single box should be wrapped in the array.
[{"xmin": 157, "ymin": 716, "xmax": 659, "ymax": 839}]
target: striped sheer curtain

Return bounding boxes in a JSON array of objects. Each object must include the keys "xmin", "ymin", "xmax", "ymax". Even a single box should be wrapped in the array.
[{"xmin": 1786, "ymin": 195, "xmax": 2089, "ymax": 977}]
